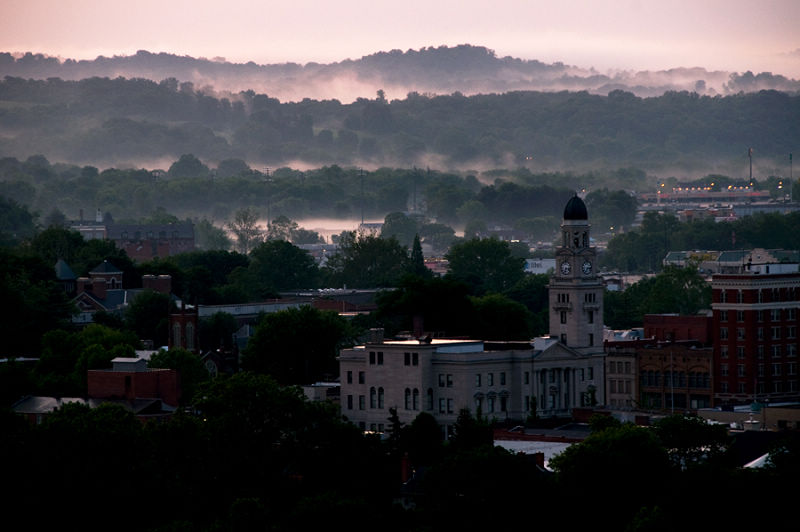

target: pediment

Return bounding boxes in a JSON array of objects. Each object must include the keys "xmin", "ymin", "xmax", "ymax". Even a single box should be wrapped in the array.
[{"xmin": 533, "ymin": 340, "xmax": 586, "ymax": 362}]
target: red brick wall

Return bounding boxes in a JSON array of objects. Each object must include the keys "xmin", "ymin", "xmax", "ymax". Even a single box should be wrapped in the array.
[{"xmin": 88, "ymin": 369, "xmax": 180, "ymax": 406}]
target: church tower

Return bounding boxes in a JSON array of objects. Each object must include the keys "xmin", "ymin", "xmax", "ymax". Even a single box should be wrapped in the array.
[{"xmin": 549, "ymin": 195, "xmax": 604, "ymax": 350}]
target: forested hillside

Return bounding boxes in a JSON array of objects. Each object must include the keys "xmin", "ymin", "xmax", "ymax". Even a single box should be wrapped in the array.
[{"xmin": 0, "ymin": 73, "xmax": 798, "ymax": 173}]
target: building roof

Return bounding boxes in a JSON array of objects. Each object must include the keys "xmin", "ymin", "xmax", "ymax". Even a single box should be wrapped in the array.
[
  {"xmin": 563, "ymin": 195, "xmax": 588, "ymax": 221},
  {"xmin": 89, "ymin": 260, "xmax": 123, "ymax": 275},
  {"xmin": 54, "ymin": 258, "xmax": 77, "ymax": 280},
  {"xmin": 106, "ymin": 223, "xmax": 194, "ymax": 240}
]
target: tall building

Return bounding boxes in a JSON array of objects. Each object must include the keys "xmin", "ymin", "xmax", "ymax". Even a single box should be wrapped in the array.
[
  {"xmin": 711, "ymin": 262, "xmax": 800, "ymax": 405},
  {"xmin": 550, "ymin": 195, "xmax": 604, "ymax": 350},
  {"xmin": 338, "ymin": 195, "xmax": 606, "ymax": 434}
]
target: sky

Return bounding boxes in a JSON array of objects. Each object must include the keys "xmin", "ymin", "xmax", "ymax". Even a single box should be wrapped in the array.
[{"xmin": 1, "ymin": 0, "xmax": 799, "ymax": 77}]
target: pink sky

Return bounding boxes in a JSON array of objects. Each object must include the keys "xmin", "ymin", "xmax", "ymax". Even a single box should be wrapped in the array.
[{"xmin": 2, "ymin": 0, "xmax": 799, "ymax": 76}]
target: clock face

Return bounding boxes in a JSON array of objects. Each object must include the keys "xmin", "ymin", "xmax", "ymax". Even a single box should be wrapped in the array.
[
  {"xmin": 560, "ymin": 261, "xmax": 571, "ymax": 275},
  {"xmin": 582, "ymin": 260, "xmax": 592, "ymax": 275}
]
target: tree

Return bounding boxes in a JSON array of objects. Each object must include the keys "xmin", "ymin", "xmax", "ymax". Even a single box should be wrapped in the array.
[
  {"xmin": 380, "ymin": 211, "xmax": 418, "ymax": 248},
  {"xmin": 445, "ymin": 237, "xmax": 525, "ymax": 294},
  {"xmin": 408, "ymin": 234, "xmax": 429, "ymax": 278},
  {"xmin": 471, "ymin": 293, "xmax": 532, "ymax": 340},
  {"xmin": 324, "ymin": 231, "xmax": 409, "ymax": 288},
  {"xmin": 0, "ymin": 195, "xmax": 37, "ymax": 244},
  {"xmin": 227, "ymin": 207, "xmax": 263, "ymax": 254},
  {"xmin": 194, "ymin": 218, "xmax": 232, "ymax": 251},
  {"xmin": 124, "ymin": 289, "xmax": 176, "ymax": 347},
  {"xmin": 148, "ymin": 347, "xmax": 210, "ymax": 405},
  {"xmin": 198, "ymin": 311, "xmax": 239, "ymax": 351},
  {"xmin": 241, "ymin": 306, "xmax": 355, "ymax": 384},
  {"xmin": 244, "ymin": 239, "xmax": 319, "ymax": 297},
  {"xmin": 168, "ymin": 153, "xmax": 210, "ymax": 178},
  {"xmin": 449, "ymin": 408, "xmax": 493, "ymax": 451},
  {"xmin": 652, "ymin": 414, "xmax": 731, "ymax": 470}
]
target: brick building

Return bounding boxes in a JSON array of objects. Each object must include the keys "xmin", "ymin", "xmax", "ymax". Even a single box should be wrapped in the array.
[{"xmin": 711, "ymin": 262, "xmax": 800, "ymax": 406}]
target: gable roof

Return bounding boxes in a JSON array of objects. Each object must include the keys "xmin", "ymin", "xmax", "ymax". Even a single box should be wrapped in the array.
[{"xmin": 89, "ymin": 260, "xmax": 123, "ymax": 275}]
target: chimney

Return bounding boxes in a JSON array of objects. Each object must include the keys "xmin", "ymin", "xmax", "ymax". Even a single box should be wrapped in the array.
[
  {"xmin": 76, "ymin": 277, "xmax": 90, "ymax": 294},
  {"xmin": 368, "ymin": 328, "xmax": 384, "ymax": 344},
  {"xmin": 413, "ymin": 315, "xmax": 424, "ymax": 339},
  {"xmin": 92, "ymin": 277, "xmax": 107, "ymax": 299},
  {"xmin": 533, "ymin": 452, "xmax": 545, "ymax": 468}
]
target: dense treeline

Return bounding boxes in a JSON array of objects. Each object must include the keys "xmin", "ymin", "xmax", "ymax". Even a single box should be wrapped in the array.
[
  {"xmin": 0, "ymin": 156, "xmax": 645, "ymax": 248},
  {"xmin": 3, "ymin": 388, "xmax": 798, "ymax": 531},
  {"xmin": 602, "ymin": 210, "xmax": 800, "ymax": 272},
  {"xmin": 1, "ymin": 73, "xmax": 798, "ymax": 171}
]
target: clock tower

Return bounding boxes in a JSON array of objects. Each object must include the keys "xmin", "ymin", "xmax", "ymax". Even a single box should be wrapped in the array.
[{"xmin": 549, "ymin": 194, "xmax": 604, "ymax": 350}]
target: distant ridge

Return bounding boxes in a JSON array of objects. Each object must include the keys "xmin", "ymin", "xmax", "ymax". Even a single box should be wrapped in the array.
[{"xmin": 1, "ymin": 45, "xmax": 798, "ymax": 103}]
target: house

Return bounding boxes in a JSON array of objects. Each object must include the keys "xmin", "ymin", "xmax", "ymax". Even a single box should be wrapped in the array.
[
  {"xmin": 107, "ymin": 222, "xmax": 195, "ymax": 262},
  {"xmin": 72, "ymin": 260, "xmax": 174, "ymax": 325}
]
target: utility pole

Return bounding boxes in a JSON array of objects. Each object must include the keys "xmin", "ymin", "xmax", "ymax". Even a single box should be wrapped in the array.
[
  {"xmin": 748, "ymin": 147, "xmax": 753, "ymax": 183},
  {"xmin": 360, "ymin": 168, "xmax": 365, "ymax": 225}
]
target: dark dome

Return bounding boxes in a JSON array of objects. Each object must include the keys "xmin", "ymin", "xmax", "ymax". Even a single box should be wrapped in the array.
[{"xmin": 563, "ymin": 195, "xmax": 588, "ymax": 220}]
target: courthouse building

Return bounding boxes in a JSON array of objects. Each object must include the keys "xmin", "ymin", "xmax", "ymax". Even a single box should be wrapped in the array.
[{"xmin": 338, "ymin": 195, "xmax": 606, "ymax": 435}]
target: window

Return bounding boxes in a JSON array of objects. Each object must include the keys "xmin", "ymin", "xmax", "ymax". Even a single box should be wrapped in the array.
[
  {"xmin": 758, "ymin": 345, "xmax": 765, "ymax": 359},
  {"xmin": 347, "ymin": 371, "xmax": 352, "ymax": 384},
  {"xmin": 625, "ymin": 361, "xmax": 631, "ymax": 374},
  {"xmin": 560, "ymin": 334, "xmax": 567, "ymax": 344},
  {"xmin": 405, "ymin": 388, "xmax": 411, "ymax": 410},
  {"xmin": 438, "ymin": 374, "xmax": 445, "ymax": 387},
  {"xmin": 413, "ymin": 388, "xmax": 419, "ymax": 410},
  {"xmin": 488, "ymin": 373, "xmax": 494, "ymax": 386},
  {"xmin": 772, "ymin": 345, "xmax": 782, "ymax": 358},
  {"xmin": 738, "ymin": 364, "xmax": 746, "ymax": 377},
  {"xmin": 758, "ymin": 327, "xmax": 764, "ymax": 340},
  {"xmin": 370, "ymin": 387, "xmax": 376, "ymax": 408},
  {"xmin": 475, "ymin": 374, "xmax": 482, "ymax": 387},
  {"xmin": 378, "ymin": 352, "xmax": 384, "ymax": 365},
  {"xmin": 737, "ymin": 310, "xmax": 745, "ymax": 322},
  {"xmin": 500, "ymin": 397, "xmax": 507, "ymax": 412},
  {"xmin": 789, "ymin": 309, "xmax": 797, "ymax": 320},
  {"xmin": 446, "ymin": 374, "xmax": 453, "ymax": 387},
  {"xmin": 789, "ymin": 363, "xmax": 797, "ymax": 376},
  {"xmin": 758, "ymin": 290, "xmax": 764, "ymax": 303},
  {"xmin": 560, "ymin": 311, "xmax": 567, "ymax": 324},
  {"xmin": 757, "ymin": 310, "xmax": 764, "ymax": 322},
  {"xmin": 358, "ymin": 395, "xmax": 365, "ymax": 410},
  {"xmin": 721, "ymin": 383, "xmax": 729, "ymax": 393},
  {"xmin": 358, "ymin": 371, "xmax": 365, "ymax": 384},
  {"xmin": 404, "ymin": 352, "xmax": 410, "ymax": 366},
  {"xmin": 772, "ymin": 363, "xmax": 782, "ymax": 376},
  {"xmin": 347, "ymin": 395, "xmax": 353, "ymax": 410},
  {"xmin": 720, "ymin": 310, "xmax": 728, "ymax": 322},
  {"xmin": 589, "ymin": 333, "xmax": 594, "ymax": 346},
  {"xmin": 588, "ymin": 367, "xmax": 594, "ymax": 380},
  {"xmin": 412, "ymin": 352, "xmax": 418, "ymax": 366},
  {"xmin": 758, "ymin": 364, "xmax": 765, "ymax": 377},
  {"xmin": 788, "ymin": 344, "xmax": 797, "ymax": 357},
  {"xmin": 736, "ymin": 290, "xmax": 743, "ymax": 303},
  {"xmin": 721, "ymin": 364, "xmax": 729, "ymax": 377},
  {"xmin": 378, "ymin": 387, "xmax": 384, "ymax": 408},
  {"xmin": 737, "ymin": 346, "xmax": 745, "ymax": 359},
  {"xmin": 588, "ymin": 310, "xmax": 594, "ymax": 324},
  {"xmin": 771, "ymin": 309, "xmax": 782, "ymax": 321},
  {"xmin": 475, "ymin": 397, "xmax": 483, "ymax": 412},
  {"xmin": 487, "ymin": 397, "xmax": 495, "ymax": 413},
  {"xmin": 524, "ymin": 371, "xmax": 530, "ymax": 385},
  {"xmin": 738, "ymin": 383, "xmax": 747, "ymax": 393},
  {"xmin": 370, "ymin": 351, "xmax": 376, "ymax": 365},
  {"xmin": 500, "ymin": 372, "xmax": 506, "ymax": 385},
  {"xmin": 720, "ymin": 328, "xmax": 728, "ymax": 340},
  {"xmin": 427, "ymin": 388, "xmax": 433, "ymax": 410},
  {"xmin": 439, "ymin": 398, "xmax": 445, "ymax": 413},
  {"xmin": 788, "ymin": 326, "xmax": 796, "ymax": 339},
  {"xmin": 720, "ymin": 290, "xmax": 727, "ymax": 303},
  {"xmin": 772, "ymin": 327, "xmax": 781, "ymax": 340},
  {"xmin": 737, "ymin": 328, "xmax": 745, "ymax": 340},
  {"xmin": 447, "ymin": 399, "xmax": 453, "ymax": 414}
]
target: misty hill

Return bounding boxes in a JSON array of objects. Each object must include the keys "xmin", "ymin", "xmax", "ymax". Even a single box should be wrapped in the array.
[
  {"xmin": 2, "ymin": 45, "xmax": 799, "ymax": 103},
  {"xmin": 0, "ymin": 72, "xmax": 798, "ymax": 173}
]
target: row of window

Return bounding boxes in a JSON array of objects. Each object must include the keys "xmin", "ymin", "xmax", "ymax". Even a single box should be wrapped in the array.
[
  {"xmin": 609, "ymin": 379, "xmax": 632, "ymax": 394},
  {"xmin": 367, "ymin": 351, "xmax": 420, "ymax": 366},
  {"xmin": 608, "ymin": 361, "xmax": 633, "ymax": 374},
  {"xmin": 721, "ymin": 362, "xmax": 798, "ymax": 377},
  {"xmin": 720, "ymin": 381, "xmax": 800, "ymax": 393},
  {"xmin": 720, "ymin": 309, "xmax": 797, "ymax": 322},
  {"xmin": 120, "ymin": 230, "xmax": 180, "ymax": 239},
  {"xmin": 720, "ymin": 326, "xmax": 797, "ymax": 340},
  {"xmin": 721, "ymin": 344, "xmax": 798, "ymax": 358},
  {"xmin": 720, "ymin": 288, "xmax": 799, "ymax": 304},
  {"xmin": 640, "ymin": 371, "xmax": 711, "ymax": 389}
]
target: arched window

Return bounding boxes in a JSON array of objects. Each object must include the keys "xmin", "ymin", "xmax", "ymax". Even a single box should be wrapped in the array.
[
  {"xmin": 186, "ymin": 322, "xmax": 195, "ymax": 351},
  {"xmin": 172, "ymin": 323, "xmax": 182, "ymax": 347},
  {"xmin": 426, "ymin": 388, "xmax": 433, "ymax": 410},
  {"xmin": 413, "ymin": 388, "xmax": 419, "ymax": 410},
  {"xmin": 404, "ymin": 388, "xmax": 411, "ymax": 410},
  {"xmin": 378, "ymin": 387, "xmax": 384, "ymax": 409},
  {"xmin": 370, "ymin": 387, "xmax": 376, "ymax": 409}
]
